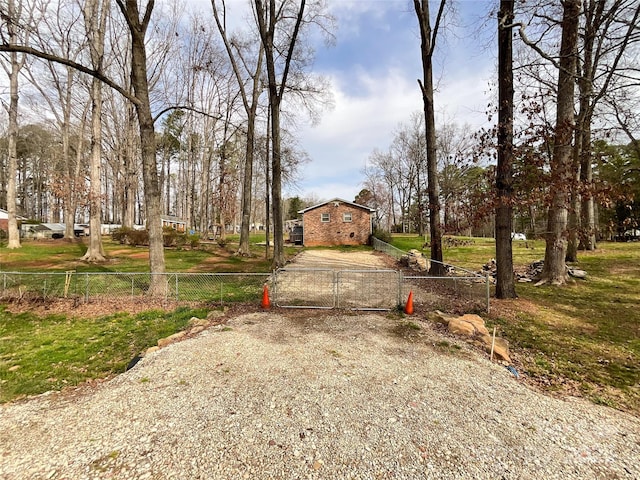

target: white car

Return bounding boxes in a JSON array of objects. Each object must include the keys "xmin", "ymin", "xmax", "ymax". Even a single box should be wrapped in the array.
[{"xmin": 511, "ymin": 233, "xmax": 527, "ymax": 241}]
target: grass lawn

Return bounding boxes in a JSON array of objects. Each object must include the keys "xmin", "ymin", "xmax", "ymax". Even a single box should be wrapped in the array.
[
  {"xmin": 0, "ymin": 233, "xmax": 296, "ymax": 273},
  {"xmin": 0, "ymin": 306, "xmax": 207, "ymax": 402},
  {"xmin": 1, "ymin": 233, "xmax": 639, "ymax": 414},
  {"xmin": 0, "ymin": 234, "xmax": 290, "ymax": 403},
  {"xmin": 391, "ymin": 234, "xmax": 640, "ymax": 413}
]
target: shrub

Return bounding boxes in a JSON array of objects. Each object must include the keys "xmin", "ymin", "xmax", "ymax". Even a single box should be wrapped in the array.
[
  {"xmin": 111, "ymin": 227, "xmax": 149, "ymax": 246},
  {"xmin": 128, "ymin": 229, "xmax": 149, "ymax": 246},
  {"xmin": 372, "ymin": 228, "xmax": 392, "ymax": 244},
  {"xmin": 187, "ymin": 233, "xmax": 200, "ymax": 249},
  {"xmin": 111, "ymin": 227, "xmax": 131, "ymax": 244},
  {"xmin": 163, "ymin": 227, "xmax": 178, "ymax": 247}
]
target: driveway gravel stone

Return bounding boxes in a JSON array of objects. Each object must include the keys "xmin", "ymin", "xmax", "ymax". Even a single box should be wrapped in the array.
[{"xmin": 1, "ymin": 311, "xmax": 638, "ymax": 479}]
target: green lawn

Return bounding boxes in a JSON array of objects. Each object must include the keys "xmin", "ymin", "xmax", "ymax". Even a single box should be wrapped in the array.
[
  {"xmin": 1, "ymin": 233, "xmax": 639, "ymax": 413},
  {"xmin": 391, "ymin": 234, "xmax": 640, "ymax": 413},
  {"xmin": 0, "ymin": 233, "xmax": 294, "ymax": 273},
  {"xmin": 0, "ymin": 306, "xmax": 207, "ymax": 402}
]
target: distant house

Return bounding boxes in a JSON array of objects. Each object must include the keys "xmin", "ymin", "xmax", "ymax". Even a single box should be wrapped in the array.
[
  {"xmin": 0, "ymin": 208, "xmax": 26, "ymax": 234},
  {"xmin": 298, "ymin": 198, "xmax": 375, "ymax": 247},
  {"xmin": 21, "ymin": 223, "xmax": 65, "ymax": 239},
  {"xmin": 161, "ymin": 215, "xmax": 186, "ymax": 232},
  {"xmin": 0, "ymin": 208, "xmax": 9, "ymax": 234}
]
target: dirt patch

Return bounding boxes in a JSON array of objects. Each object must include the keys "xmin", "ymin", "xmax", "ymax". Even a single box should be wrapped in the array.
[{"xmin": 289, "ymin": 249, "xmax": 394, "ymax": 270}]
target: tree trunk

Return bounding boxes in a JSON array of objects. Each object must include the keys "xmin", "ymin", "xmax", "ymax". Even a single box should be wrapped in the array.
[
  {"xmin": 120, "ymin": 0, "xmax": 167, "ymax": 293},
  {"xmin": 81, "ymin": 0, "xmax": 109, "ymax": 262},
  {"xmin": 254, "ymin": 0, "xmax": 307, "ymax": 269},
  {"xmin": 495, "ymin": 0, "xmax": 516, "ymax": 298},
  {"xmin": 414, "ymin": 0, "xmax": 446, "ymax": 275},
  {"xmin": 62, "ymin": 67, "xmax": 77, "ymax": 241},
  {"xmin": 265, "ymin": 114, "xmax": 271, "ymax": 260},
  {"xmin": 239, "ymin": 110, "xmax": 257, "ymax": 255},
  {"xmin": 566, "ymin": 110, "xmax": 582, "ymax": 262},
  {"xmin": 82, "ymin": 74, "xmax": 107, "ymax": 261},
  {"xmin": 123, "ymin": 102, "xmax": 137, "ymax": 229},
  {"xmin": 270, "ymin": 97, "xmax": 285, "ymax": 267},
  {"xmin": 6, "ymin": 0, "xmax": 22, "ymax": 249},
  {"xmin": 578, "ymin": 1, "xmax": 596, "ymax": 251},
  {"xmin": 212, "ymin": 0, "xmax": 264, "ymax": 256},
  {"xmin": 538, "ymin": 0, "xmax": 580, "ymax": 286}
]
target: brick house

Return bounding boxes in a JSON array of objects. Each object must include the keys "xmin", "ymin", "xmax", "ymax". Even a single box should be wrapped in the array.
[
  {"xmin": 0, "ymin": 208, "xmax": 26, "ymax": 235},
  {"xmin": 298, "ymin": 198, "xmax": 375, "ymax": 247}
]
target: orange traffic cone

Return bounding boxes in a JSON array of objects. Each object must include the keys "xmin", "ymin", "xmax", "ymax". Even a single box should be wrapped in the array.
[
  {"xmin": 404, "ymin": 291, "xmax": 414, "ymax": 315},
  {"xmin": 261, "ymin": 285, "xmax": 271, "ymax": 309}
]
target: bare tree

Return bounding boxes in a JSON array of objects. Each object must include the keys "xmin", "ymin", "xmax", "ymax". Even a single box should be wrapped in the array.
[
  {"xmin": 537, "ymin": 0, "xmax": 580, "ymax": 285},
  {"xmin": 1, "ymin": 0, "xmax": 169, "ymax": 282},
  {"xmin": 414, "ymin": 0, "xmax": 446, "ymax": 275},
  {"xmin": 113, "ymin": 0, "xmax": 167, "ymax": 289},
  {"xmin": 576, "ymin": 0, "xmax": 640, "ymax": 251},
  {"xmin": 80, "ymin": 0, "xmax": 110, "ymax": 261},
  {"xmin": 495, "ymin": 0, "xmax": 516, "ymax": 298},
  {"xmin": 1, "ymin": 0, "xmax": 31, "ymax": 249},
  {"xmin": 21, "ymin": 1, "xmax": 87, "ymax": 240},
  {"xmin": 253, "ymin": 0, "xmax": 306, "ymax": 268},
  {"xmin": 212, "ymin": 0, "xmax": 264, "ymax": 256}
]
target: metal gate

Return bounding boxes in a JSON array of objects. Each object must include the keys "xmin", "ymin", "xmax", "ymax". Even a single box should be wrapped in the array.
[{"xmin": 272, "ymin": 268, "xmax": 402, "ymax": 310}]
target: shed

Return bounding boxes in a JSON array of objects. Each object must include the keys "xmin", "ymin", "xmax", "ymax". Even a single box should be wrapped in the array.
[{"xmin": 298, "ymin": 198, "xmax": 375, "ymax": 247}]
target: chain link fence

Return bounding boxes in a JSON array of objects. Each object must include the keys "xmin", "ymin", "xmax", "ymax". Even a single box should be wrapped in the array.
[
  {"xmin": 373, "ymin": 237, "xmax": 490, "ymax": 312},
  {"xmin": 0, "ymin": 271, "xmax": 270, "ymax": 305},
  {"xmin": 1, "ymin": 240, "xmax": 489, "ymax": 312},
  {"xmin": 272, "ymin": 268, "xmax": 402, "ymax": 310}
]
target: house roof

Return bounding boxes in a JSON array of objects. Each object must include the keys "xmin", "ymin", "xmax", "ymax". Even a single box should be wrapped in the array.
[
  {"xmin": 0, "ymin": 208, "xmax": 27, "ymax": 221},
  {"xmin": 298, "ymin": 198, "xmax": 375, "ymax": 214},
  {"xmin": 161, "ymin": 215, "xmax": 186, "ymax": 223}
]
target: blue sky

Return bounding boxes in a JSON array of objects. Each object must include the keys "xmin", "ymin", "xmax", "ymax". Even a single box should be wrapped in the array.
[
  {"xmin": 292, "ymin": 0, "xmax": 497, "ymax": 202},
  {"xmin": 187, "ymin": 0, "xmax": 497, "ymax": 202}
]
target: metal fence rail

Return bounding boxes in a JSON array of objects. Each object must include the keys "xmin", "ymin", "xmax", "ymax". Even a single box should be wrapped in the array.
[
  {"xmin": 373, "ymin": 237, "xmax": 490, "ymax": 312},
  {"xmin": 1, "ymin": 241, "xmax": 489, "ymax": 312},
  {"xmin": 272, "ymin": 268, "xmax": 402, "ymax": 310},
  {"xmin": 272, "ymin": 268, "xmax": 336, "ymax": 309},
  {"xmin": 372, "ymin": 237, "xmax": 406, "ymax": 260},
  {"xmin": 0, "ymin": 271, "xmax": 271, "ymax": 304}
]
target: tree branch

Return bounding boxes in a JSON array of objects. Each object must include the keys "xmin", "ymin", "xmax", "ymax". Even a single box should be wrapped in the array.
[{"xmin": 0, "ymin": 43, "xmax": 140, "ymax": 105}]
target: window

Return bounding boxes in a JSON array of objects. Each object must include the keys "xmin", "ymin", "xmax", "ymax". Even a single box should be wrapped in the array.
[
  {"xmin": 321, "ymin": 213, "xmax": 330, "ymax": 222},
  {"xmin": 343, "ymin": 212, "xmax": 352, "ymax": 222}
]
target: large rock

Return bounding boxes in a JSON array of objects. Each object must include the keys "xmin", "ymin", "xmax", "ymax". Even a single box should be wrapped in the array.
[
  {"xmin": 189, "ymin": 316, "xmax": 208, "ymax": 327},
  {"xmin": 435, "ymin": 312, "xmax": 512, "ymax": 363},
  {"xmin": 448, "ymin": 318, "xmax": 476, "ymax": 336},
  {"xmin": 401, "ymin": 250, "xmax": 430, "ymax": 272},
  {"xmin": 458, "ymin": 314, "xmax": 490, "ymax": 336},
  {"xmin": 478, "ymin": 334, "xmax": 511, "ymax": 363},
  {"xmin": 568, "ymin": 268, "xmax": 587, "ymax": 279},
  {"xmin": 431, "ymin": 310, "xmax": 455, "ymax": 324},
  {"xmin": 445, "ymin": 314, "xmax": 489, "ymax": 337},
  {"xmin": 157, "ymin": 331, "xmax": 187, "ymax": 348}
]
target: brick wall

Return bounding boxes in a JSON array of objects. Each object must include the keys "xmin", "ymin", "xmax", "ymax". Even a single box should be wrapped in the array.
[{"xmin": 302, "ymin": 202, "xmax": 372, "ymax": 246}]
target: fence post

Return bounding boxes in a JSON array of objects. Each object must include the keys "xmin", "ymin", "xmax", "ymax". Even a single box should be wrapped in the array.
[
  {"xmin": 398, "ymin": 271, "xmax": 403, "ymax": 308},
  {"xmin": 485, "ymin": 272, "xmax": 490, "ymax": 313},
  {"xmin": 85, "ymin": 273, "xmax": 89, "ymax": 303},
  {"xmin": 272, "ymin": 269, "xmax": 277, "ymax": 307}
]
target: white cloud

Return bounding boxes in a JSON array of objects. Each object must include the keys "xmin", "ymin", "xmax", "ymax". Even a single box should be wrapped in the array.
[{"xmin": 296, "ymin": 65, "xmax": 493, "ymax": 201}]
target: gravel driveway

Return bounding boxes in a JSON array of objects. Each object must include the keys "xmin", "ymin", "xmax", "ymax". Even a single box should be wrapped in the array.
[{"xmin": 1, "ymin": 311, "xmax": 638, "ymax": 479}]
